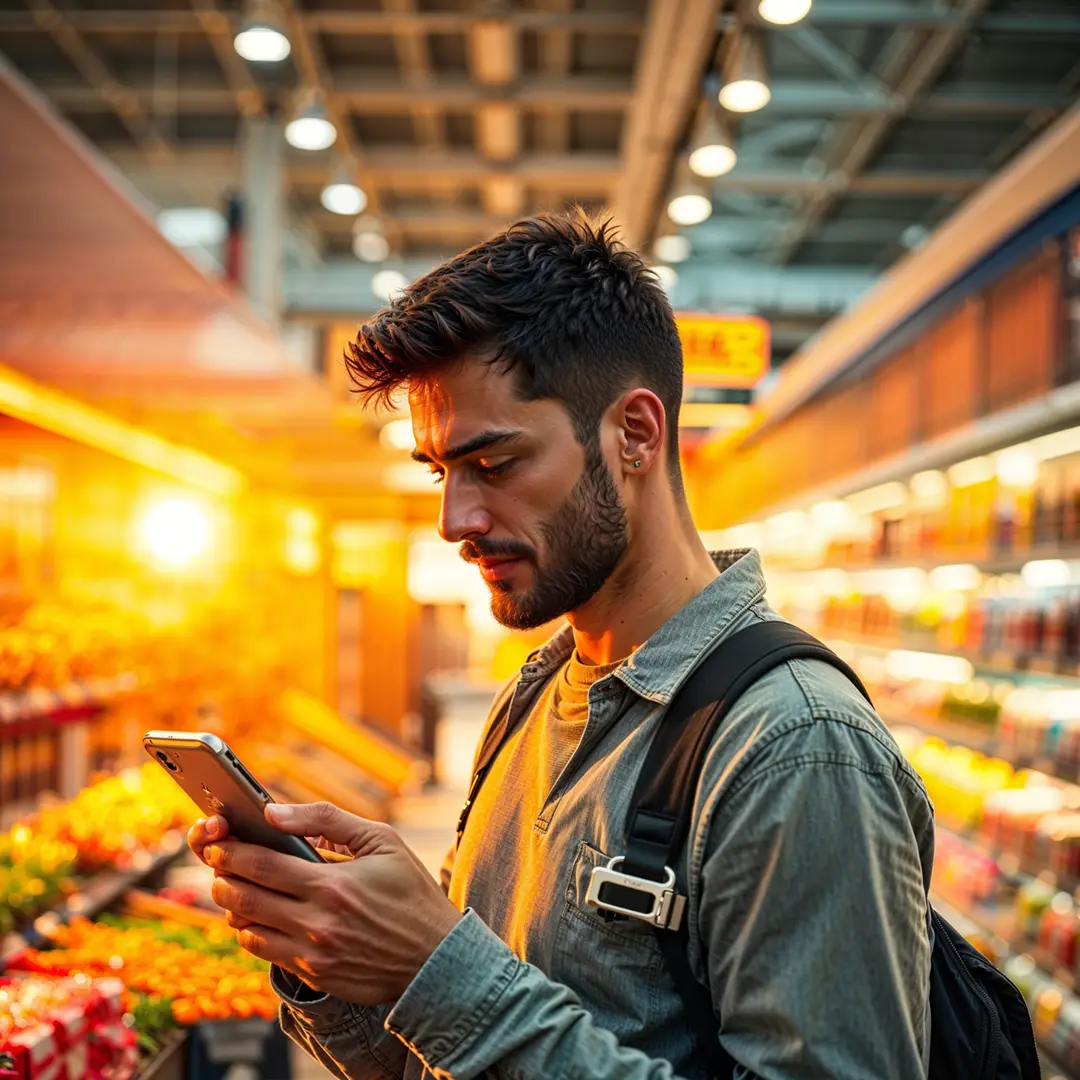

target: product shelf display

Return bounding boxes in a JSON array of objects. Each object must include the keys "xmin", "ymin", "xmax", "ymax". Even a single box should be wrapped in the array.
[{"xmin": 697, "ymin": 420, "xmax": 1080, "ymax": 1077}]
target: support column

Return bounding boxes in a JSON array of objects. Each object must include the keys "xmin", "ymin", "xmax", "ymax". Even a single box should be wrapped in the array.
[{"xmin": 241, "ymin": 114, "xmax": 285, "ymax": 325}]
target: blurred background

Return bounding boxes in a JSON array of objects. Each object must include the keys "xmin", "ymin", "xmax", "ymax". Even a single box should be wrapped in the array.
[{"xmin": 1, "ymin": 0, "xmax": 1080, "ymax": 1077}]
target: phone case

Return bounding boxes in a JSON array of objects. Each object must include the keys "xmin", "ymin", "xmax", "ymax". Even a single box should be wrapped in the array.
[{"xmin": 143, "ymin": 731, "xmax": 324, "ymax": 864}]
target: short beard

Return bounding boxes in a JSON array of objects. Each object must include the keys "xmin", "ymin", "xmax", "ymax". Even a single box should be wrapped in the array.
[{"xmin": 490, "ymin": 443, "xmax": 629, "ymax": 630}]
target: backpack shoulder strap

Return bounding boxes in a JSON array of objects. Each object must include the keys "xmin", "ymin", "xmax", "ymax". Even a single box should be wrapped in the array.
[{"xmin": 623, "ymin": 620, "xmax": 871, "ymax": 1078}]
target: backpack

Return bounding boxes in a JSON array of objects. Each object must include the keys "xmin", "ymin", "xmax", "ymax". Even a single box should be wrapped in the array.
[{"xmin": 457, "ymin": 620, "xmax": 1042, "ymax": 1079}]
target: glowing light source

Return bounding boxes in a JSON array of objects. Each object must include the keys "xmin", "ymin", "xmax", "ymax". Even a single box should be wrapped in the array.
[
  {"xmin": 353, "ymin": 229, "xmax": 391, "ymax": 263},
  {"xmin": 141, "ymin": 499, "xmax": 210, "ymax": 569},
  {"xmin": 285, "ymin": 101, "xmax": 336, "ymax": 151},
  {"xmin": 689, "ymin": 112, "xmax": 737, "ymax": 178},
  {"xmin": 1021, "ymin": 559, "xmax": 1073, "ymax": 588},
  {"xmin": 1030, "ymin": 426, "xmax": 1080, "ymax": 461},
  {"xmin": 667, "ymin": 182, "xmax": 713, "ymax": 226},
  {"xmin": 994, "ymin": 445, "xmax": 1039, "ymax": 487},
  {"xmin": 652, "ymin": 265, "xmax": 679, "ymax": 292},
  {"xmin": 372, "ymin": 269, "xmax": 409, "ymax": 302},
  {"xmin": 234, "ymin": 1, "xmax": 290, "ymax": 62},
  {"xmin": 380, "ymin": 418, "xmax": 416, "ymax": 451},
  {"xmin": 810, "ymin": 500, "xmax": 854, "ymax": 534},
  {"xmin": 321, "ymin": 172, "xmax": 367, "ymax": 216},
  {"xmin": 884, "ymin": 649, "xmax": 974, "ymax": 686},
  {"xmin": 928, "ymin": 564, "xmax": 983, "ymax": 592},
  {"xmin": 758, "ymin": 0, "xmax": 812, "ymax": 24},
  {"xmin": 157, "ymin": 207, "xmax": 226, "ymax": 247},
  {"xmin": 718, "ymin": 32, "xmax": 771, "ymax": 113},
  {"xmin": 846, "ymin": 481, "xmax": 907, "ymax": 516},
  {"xmin": 910, "ymin": 469, "xmax": 948, "ymax": 505},
  {"xmin": 947, "ymin": 456, "xmax": 995, "ymax": 487},
  {"xmin": 654, "ymin": 234, "xmax": 691, "ymax": 264}
]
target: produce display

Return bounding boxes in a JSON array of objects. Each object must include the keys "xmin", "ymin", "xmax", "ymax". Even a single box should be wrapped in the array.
[
  {"xmin": 7, "ymin": 916, "xmax": 278, "ymax": 1027},
  {"xmin": 0, "ymin": 766, "xmax": 195, "ymax": 937}
]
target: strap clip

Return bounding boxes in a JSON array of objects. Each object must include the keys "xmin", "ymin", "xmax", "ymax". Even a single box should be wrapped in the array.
[{"xmin": 585, "ymin": 856, "xmax": 686, "ymax": 931}]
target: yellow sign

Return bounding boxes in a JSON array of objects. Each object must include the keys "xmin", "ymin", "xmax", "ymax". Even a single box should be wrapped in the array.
[{"xmin": 676, "ymin": 314, "xmax": 771, "ymax": 388}]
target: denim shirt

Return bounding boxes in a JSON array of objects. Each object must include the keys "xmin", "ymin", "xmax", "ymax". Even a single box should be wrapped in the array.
[{"xmin": 274, "ymin": 549, "xmax": 935, "ymax": 1080}]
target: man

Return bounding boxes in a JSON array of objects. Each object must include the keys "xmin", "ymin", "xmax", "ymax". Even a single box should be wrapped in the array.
[{"xmin": 189, "ymin": 212, "xmax": 934, "ymax": 1078}]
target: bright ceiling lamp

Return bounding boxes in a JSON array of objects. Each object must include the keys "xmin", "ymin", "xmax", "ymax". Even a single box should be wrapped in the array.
[
  {"xmin": 667, "ymin": 174, "xmax": 713, "ymax": 227},
  {"xmin": 380, "ymin": 418, "xmax": 415, "ymax": 451},
  {"xmin": 372, "ymin": 269, "xmax": 409, "ymax": 303},
  {"xmin": 285, "ymin": 98, "xmax": 336, "ymax": 151},
  {"xmin": 758, "ymin": 0, "xmax": 812, "ymax": 25},
  {"xmin": 688, "ymin": 110, "xmax": 737, "ymax": 179},
  {"xmin": 718, "ymin": 32, "xmax": 771, "ymax": 113},
  {"xmin": 321, "ymin": 169, "xmax": 367, "ymax": 216},
  {"xmin": 654, "ymin": 234, "xmax": 691, "ymax": 263},
  {"xmin": 353, "ymin": 219, "xmax": 391, "ymax": 262},
  {"xmin": 234, "ymin": 0, "xmax": 291, "ymax": 62}
]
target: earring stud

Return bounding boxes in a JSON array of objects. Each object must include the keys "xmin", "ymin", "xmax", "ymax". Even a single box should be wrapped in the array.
[{"xmin": 633, "ymin": 459, "xmax": 642, "ymax": 468}]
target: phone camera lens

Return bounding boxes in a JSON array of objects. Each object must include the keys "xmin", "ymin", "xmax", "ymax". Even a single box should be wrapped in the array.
[
  {"xmin": 156, "ymin": 750, "xmax": 169, "ymax": 763},
  {"xmin": 166, "ymin": 761, "xmax": 179, "ymax": 772}
]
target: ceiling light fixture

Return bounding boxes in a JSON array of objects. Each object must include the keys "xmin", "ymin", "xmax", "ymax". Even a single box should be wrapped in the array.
[
  {"xmin": 372, "ymin": 269, "xmax": 409, "ymax": 303},
  {"xmin": 353, "ymin": 219, "xmax": 391, "ymax": 263},
  {"xmin": 234, "ymin": 0, "xmax": 291, "ymax": 62},
  {"xmin": 285, "ymin": 98, "xmax": 336, "ymax": 151},
  {"xmin": 321, "ymin": 169, "xmax": 367, "ymax": 216},
  {"xmin": 757, "ymin": 0, "xmax": 812, "ymax": 25},
  {"xmin": 654, "ymin": 234, "xmax": 691, "ymax": 264},
  {"xmin": 688, "ymin": 110, "xmax": 737, "ymax": 178},
  {"xmin": 667, "ymin": 174, "xmax": 713, "ymax": 227},
  {"xmin": 651, "ymin": 265, "xmax": 679, "ymax": 292},
  {"xmin": 718, "ymin": 32, "xmax": 771, "ymax": 113}
]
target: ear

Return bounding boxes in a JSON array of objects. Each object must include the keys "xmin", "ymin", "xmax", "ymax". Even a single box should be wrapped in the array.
[{"xmin": 612, "ymin": 389, "xmax": 666, "ymax": 477}]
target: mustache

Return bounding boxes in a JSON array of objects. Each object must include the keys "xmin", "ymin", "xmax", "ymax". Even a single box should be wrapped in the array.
[{"xmin": 460, "ymin": 539, "xmax": 535, "ymax": 564}]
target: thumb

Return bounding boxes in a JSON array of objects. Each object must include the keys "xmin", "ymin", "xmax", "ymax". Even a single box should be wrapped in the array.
[{"xmin": 265, "ymin": 802, "xmax": 391, "ymax": 856}]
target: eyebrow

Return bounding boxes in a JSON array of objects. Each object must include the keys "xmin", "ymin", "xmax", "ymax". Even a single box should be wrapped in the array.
[{"xmin": 411, "ymin": 429, "xmax": 525, "ymax": 465}]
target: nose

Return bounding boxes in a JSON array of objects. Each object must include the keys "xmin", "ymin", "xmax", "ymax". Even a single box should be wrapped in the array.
[{"xmin": 437, "ymin": 474, "xmax": 492, "ymax": 544}]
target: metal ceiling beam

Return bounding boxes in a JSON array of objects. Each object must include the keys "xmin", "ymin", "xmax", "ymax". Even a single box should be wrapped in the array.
[
  {"xmin": 715, "ymin": 168, "xmax": 984, "ymax": 195},
  {"xmin": 38, "ymin": 79, "xmax": 1066, "ymax": 118},
  {"xmin": 38, "ymin": 77, "xmax": 635, "ymax": 113},
  {"xmin": 535, "ymin": 0, "xmax": 574, "ymax": 153},
  {"xmin": 690, "ymin": 216, "xmax": 911, "ymax": 247},
  {"xmin": 382, "ymin": 0, "xmax": 445, "ymax": 152},
  {"xmin": 105, "ymin": 147, "xmax": 622, "ymax": 188},
  {"xmin": 771, "ymin": 0, "xmax": 990, "ymax": 265},
  {"xmin": 0, "ymin": 10, "xmax": 645, "ymax": 32},
  {"xmin": 786, "ymin": 25, "xmax": 888, "ymax": 98},
  {"xmin": 189, "ymin": 0, "xmax": 264, "ymax": 119},
  {"xmin": 284, "ymin": 258, "xmax": 878, "ymax": 320},
  {"xmin": 614, "ymin": 0, "xmax": 721, "ymax": 248},
  {"xmin": 766, "ymin": 1, "xmax": 1080, "ymax": 33},
  {"xmin": 21, "ymin": 0, "xmax": 174, "ymax": 161}
]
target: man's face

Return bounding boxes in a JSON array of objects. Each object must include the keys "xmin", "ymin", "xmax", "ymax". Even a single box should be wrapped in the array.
[{"xmin": 410, "ymin": 360, "xmax": 629, "ymax": 629}]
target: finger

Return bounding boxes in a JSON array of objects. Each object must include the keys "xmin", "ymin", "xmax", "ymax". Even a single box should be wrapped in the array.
[
  {"xmin": 265, "ymin": 802, "xmax": 390, "ymax": 855},
  {"xmin": 203, "ymin": 839, "xmax": 317, "ymax": 898},
  {"xmin": 225, "ymin": 910, "xmax": 255, "ymax": 931},
  {"xmin": 235, "ymin": 925, "xmax": 311, "ymax": 979},
  {"xmin": 187, "ymin": 816, "xmax": 229, "ymax": 863},
  {"xmin": 210, "ymin": 875, "xmax": 311, "ymax": 934}
]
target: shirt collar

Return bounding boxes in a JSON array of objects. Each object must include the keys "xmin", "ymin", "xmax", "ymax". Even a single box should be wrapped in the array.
[{"xmin": 521, "ymin": 549, "xmax": 767, "ymax": 706}]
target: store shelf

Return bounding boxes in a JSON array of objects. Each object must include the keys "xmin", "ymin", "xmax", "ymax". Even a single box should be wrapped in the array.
[
  {"xmin": 0, "ymin": 673, "xmax": 137, "ymax": 741},
  {"xmin": 137, "ymin": 1030, "xmax": 188, "ymax": 1080},
  {"xmin": 823, "ymin": 630, "xmax": 1080, "ymax": 686},
  {"xmin": 0, "ymin": 833, "xmax": 187, "ymax": 964}
]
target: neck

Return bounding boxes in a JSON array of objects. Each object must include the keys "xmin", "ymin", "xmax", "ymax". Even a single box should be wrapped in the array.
[{"xmin": 568, "ymin": 502, "xmax": 719, "ymax": 666}]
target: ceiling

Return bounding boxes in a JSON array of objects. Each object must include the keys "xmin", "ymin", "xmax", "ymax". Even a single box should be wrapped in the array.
[{"xmin": 1, "ymin": 0, "xmax": 1080, "ymax": 369}]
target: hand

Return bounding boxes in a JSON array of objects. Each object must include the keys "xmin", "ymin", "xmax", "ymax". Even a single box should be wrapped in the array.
[{"xmin": 199, "ymin": 802, "xmax": 463, "ymax": 1005}]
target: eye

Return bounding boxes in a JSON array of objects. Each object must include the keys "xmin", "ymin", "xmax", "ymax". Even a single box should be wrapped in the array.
[{"xmin": 476, "ymin": 459, "xmax": 515, "ymax": 480}]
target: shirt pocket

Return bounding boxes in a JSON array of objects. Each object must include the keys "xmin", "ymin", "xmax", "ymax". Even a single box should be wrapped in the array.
[{"xmin": 551, "ymin": 839, "xmax": 666, "ymax": 1041}]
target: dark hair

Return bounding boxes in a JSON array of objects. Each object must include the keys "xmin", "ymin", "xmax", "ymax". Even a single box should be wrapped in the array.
[{"xmin": 345, "ymin": 210, "xmax": 685, "ymax": 476}]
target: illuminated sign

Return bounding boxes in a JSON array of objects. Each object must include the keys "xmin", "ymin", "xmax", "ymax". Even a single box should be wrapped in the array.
[{"xmin": 676, "ymin": 314, "xmax": 771, "ymax": 389}]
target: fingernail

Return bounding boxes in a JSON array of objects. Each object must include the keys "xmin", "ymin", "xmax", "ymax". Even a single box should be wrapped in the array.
[
  {"xmin": 205, "ymin": 845, "xmax": 221, "ymax": 867},
  {"xmin": 266, "ymin": 804, "xmax": 291, "ymax": 824}
]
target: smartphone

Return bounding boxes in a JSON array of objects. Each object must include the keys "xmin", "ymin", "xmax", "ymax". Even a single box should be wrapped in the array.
[{"xmin": 143, "ymin": 731, "xmax": 324, "ymax": 864}]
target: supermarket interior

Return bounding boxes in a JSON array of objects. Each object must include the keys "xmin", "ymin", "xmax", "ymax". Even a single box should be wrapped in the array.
[{"xmin": 2, "ymin": 0, "xmax": 1080, "ymax": 1078}]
